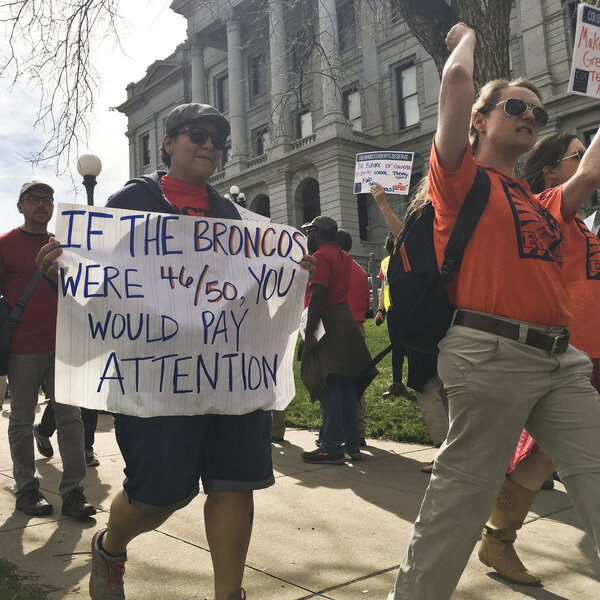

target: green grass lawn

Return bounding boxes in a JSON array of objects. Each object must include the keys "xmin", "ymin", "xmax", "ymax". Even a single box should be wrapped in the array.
[
  {"xmin": 286, "ymin": 317, "xmax": 431, "ymax": 445},
  {"xmin": 0, "ymin": 560, "xmax": 47, "ymax": 600}
]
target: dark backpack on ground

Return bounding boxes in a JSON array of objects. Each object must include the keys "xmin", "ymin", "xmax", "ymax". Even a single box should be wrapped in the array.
[{"xmin": 386, "ymin": 167, "xmax": 490, "ymax": 355}]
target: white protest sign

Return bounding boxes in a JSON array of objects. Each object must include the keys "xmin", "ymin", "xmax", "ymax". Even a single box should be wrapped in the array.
[
  {"xmin": 354, "ymin": 151, "xmax": 414, "ymax": 195},
  {"xmin": 54, "ymin": 203, "xmax": 308, "ymax": 417},
  {"xmin": 568, "ymin": 3, "xmax": 600, "ymax": 98},
  {"xmin": 229, "ymin": 202, "xmax": 271, "ymax": 223},
  {"xmin": 584, "ymin": 210, "xmax": 597, "ymax": 232}
]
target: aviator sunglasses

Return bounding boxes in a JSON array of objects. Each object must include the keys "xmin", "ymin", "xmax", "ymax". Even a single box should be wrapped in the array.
[
  {"xmin": 558, "ymin": 148, "xmax": 585, "ymax": 162},
  {"xmin": 178, "ymin": 127, "xmax": 227, "ymax": 150},
  {"xmin": 495, "ymin": 98, "xmax": 549, "ymax": 127}
]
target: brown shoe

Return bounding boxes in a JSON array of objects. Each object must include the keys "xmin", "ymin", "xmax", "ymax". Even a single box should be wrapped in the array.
[
  {"xmin": 16, "ymin": 489, "xmax": 54, "ymax": 516},
  {"xmin": 420, "ymin": 461, "xmax": 434, "ymax": 474},
  {"xmin": 381, "ymin": 382, "xmax": 407, "ymax": 398},
  {"xmin": 62, "ymin": 488, "xmax": 97, "ymax": 520}
]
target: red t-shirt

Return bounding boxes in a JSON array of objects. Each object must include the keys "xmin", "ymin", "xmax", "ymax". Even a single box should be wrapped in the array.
[
  {"xmin": 160, "ymin": 175, "xmax": 210, "ymax": 217},
  {"xmin": 429, "ymin": 140, "xmax": 572, "ymax": 327},
  {"xmin": 305, "ymin": 242, "xmax": 351, "ymax": 306},
  {"xmin": 0, "ymin": 228, "xmax": 57, "ymax": 354},
  {"xmin": 537, "ymin": 204, "xmax": 600, "ymax": 357},
  {"xmin": 347, "ymin": 258, "xmax": 370, "ymax": 326}
]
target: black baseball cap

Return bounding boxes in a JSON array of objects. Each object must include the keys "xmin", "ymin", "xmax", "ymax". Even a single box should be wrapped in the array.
[
  {"xmin": 302, "ymin": 216, "xmax": 338, "ymax": 233},
  {"xmin": 165, "ymin": 103, "xmax": 231, "ymax": 138}
]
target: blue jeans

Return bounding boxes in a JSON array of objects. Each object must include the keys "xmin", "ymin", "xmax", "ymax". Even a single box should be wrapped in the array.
[{"xmin": 318, "ymin": 374, "xmax": 359, "ymax": 454}]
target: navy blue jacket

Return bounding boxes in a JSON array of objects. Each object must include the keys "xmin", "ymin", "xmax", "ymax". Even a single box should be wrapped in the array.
[{"xmin": 106, "ymin": 171, "xmax": 241, "ymax": 221}]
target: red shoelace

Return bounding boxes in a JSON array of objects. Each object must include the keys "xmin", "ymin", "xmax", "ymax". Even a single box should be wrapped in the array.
[{"xmin": 104, "ymin": 560, "xmax": 126, "ymax": 588}]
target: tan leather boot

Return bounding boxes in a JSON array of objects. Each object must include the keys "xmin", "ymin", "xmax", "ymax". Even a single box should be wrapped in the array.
[{"xmin": 478, "ymin": 477, "xmax": 541, "ymax": 586}]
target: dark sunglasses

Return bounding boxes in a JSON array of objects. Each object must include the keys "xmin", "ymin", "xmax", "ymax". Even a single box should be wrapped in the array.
[
  {"xmin": 559, "ymin": 148, "xmax": 585, "ymax": 162},
  {"xmin": 495, "ymin": 98, "xmax": 548, "ymax": 127},
  {"xmin": 178, "ymin": 127, "xmax": 227, "ymax": 150}
]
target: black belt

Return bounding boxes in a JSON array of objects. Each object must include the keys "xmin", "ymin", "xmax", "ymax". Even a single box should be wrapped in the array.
[{"xmin": 453, "ymin": 310, "xmax": 569, "ymax": 356}]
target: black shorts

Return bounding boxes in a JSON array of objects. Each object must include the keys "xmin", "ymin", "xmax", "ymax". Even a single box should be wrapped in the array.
[{"xmin": 114, "ymin": 410, "xmax": 274, "ymax": 513}]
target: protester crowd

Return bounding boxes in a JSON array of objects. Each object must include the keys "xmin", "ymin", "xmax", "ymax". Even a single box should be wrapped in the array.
[{"xmin": 1, "ymin": 20, "xmax": 600, "ymax": 600}]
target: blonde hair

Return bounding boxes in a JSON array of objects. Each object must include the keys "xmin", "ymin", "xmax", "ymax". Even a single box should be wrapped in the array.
[
  {"xmin": 469, "ymin": 78, "xmax": 543, "ymax": 154},
  {"xmin": 406, "ymin": 176, "xmax": 430, "ymax": 217}
]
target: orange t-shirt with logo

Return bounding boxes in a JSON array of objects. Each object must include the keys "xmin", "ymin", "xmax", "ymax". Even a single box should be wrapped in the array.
[
  {"xmin": 429, "ymin": 140, "xmax": 572, "ymax": 328},
  {"xmin": 538, "ymin": 196, "xmax": 600, "ymax": 357}
]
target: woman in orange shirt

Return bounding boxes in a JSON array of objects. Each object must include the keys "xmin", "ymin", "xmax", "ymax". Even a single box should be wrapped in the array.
[
  {"xmin": 387, "ymin": 23, "xmax": 600, "ymax": 600},
  {"xmin": 478, "ymin": 132, "xmax": 600, "ymax": 586}
]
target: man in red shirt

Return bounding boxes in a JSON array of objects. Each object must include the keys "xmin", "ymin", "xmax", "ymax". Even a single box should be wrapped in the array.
[
  {"xmin": 335, "ymin": 228, "xmax": 370, "ymax": 446},
  {"xmin": 300, "ymin": 216, "xmax": 376, "ymax": 463},
  {"xmin": 0, "ymin": 181, "xmax": 95, "ymax": 519}
]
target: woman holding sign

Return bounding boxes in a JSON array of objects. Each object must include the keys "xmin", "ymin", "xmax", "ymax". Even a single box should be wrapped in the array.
[
  {"xmin": 477, "ymin": 132, "xmax": 600, "ymax": 587},
  {"xmin": 387, "ymin": 23, "xmax": 600, "ymax": 600}
]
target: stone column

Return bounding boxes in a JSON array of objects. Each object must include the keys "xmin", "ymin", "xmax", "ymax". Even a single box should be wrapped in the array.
[
  {"xmin": 226, "ymin": 16, "xmax": 248, "ymax": 165},
  {"xmin": 519, "ymin": 0, "xmax": 551, "ymax": 90},
  {"xmin": 317, "ymin": 0, "xmax": 344, "ymax": 121},
  {"xmin": 268, "ymin": 0, "xmax": 291, "ymax": 146},
  {"xmin": 358, "ymin": 0, "xmax": 382, "ymax": 134},
  {"xmin": 190, "ymin": 37, "xmax": 206, "ymax": 104}
]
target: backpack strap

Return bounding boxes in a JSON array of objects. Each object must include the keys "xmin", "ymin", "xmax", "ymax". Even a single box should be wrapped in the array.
[
  {"xmin": 440, "ymin": 167, "xmax": 490, "ymax": 280},
  {"xmin": 6, "ymin": 269, "xmax": 42, "ymax": 326}
]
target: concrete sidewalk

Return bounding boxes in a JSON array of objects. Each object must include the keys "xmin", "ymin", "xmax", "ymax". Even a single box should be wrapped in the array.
[{"xmin": 0, "ymin": 401, "xmax": 598, "ymax": 599}]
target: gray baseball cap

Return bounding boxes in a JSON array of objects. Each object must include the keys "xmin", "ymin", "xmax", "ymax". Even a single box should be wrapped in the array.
[
  {"xmin": 19, "ymin": 180, "xmax": 54, "ymax": 200},
  {"xmin": 302, "ymin": 215, "xmax": 338, "ymax": 233},
  {"xmin": 165, "ymin": 103, "xmax": 231, "ymax": 138}
]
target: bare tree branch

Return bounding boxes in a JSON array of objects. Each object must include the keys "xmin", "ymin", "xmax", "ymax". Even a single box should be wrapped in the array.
[{"xmin": 0, "ymin": 0, "xmax": 123, "ymax": 170}]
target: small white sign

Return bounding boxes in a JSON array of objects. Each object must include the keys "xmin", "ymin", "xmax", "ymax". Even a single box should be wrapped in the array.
[
  {"xmin": 298, "ymin": 307, "xmax": 325, "ymax": 342},
  {"xmin": 568, "ymin": 3, "xmax": 600, "ymax": 98},
  {"xmin": 231, "ymin": 202, "xmax": 271, "ymax": 223},
  {"xmin": 584, "ymin": 210, "xmax": 597, "ymax": 232},
  {"xmin": 354, "ymin": 151, "xmax": 414, "ymax": 195}
]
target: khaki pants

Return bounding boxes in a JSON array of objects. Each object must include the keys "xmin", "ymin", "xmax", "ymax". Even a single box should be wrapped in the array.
[
  {"xmin": 414, "ymin": 375, "xmax": 448, "ymax": 447},
  {"xmin": 8, "ymin": 352, "xmax": 86, "ymax": 500},
  {"xmin": 389, "ymin": 323, "xmax": 600, "ymax": 600}
]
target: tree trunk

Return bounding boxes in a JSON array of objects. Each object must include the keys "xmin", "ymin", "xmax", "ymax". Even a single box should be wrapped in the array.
[{"xmin": 397, "ymin": 0, "xmax": 512, "ymax": 91}]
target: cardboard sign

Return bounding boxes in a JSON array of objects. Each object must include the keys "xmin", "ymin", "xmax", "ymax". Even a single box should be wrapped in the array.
[
  {"xmin": 54, "ymin": 203, "xmax": 308, "ymax": 417},
  {"xmin": 568, "ymin": 3, "xmax": 600, "ymax": 98},
  {"xmin": 354, "ymin": 151, "xmax": 414, "ymax": 195}
]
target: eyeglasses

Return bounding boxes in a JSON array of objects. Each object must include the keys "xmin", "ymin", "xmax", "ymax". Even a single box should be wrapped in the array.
[
  {"xmin": 178, "ymin": 127, "xmax": 227, "ymax": 150},
  {"xmin": 495, "ymin": 98, "xmax": 549, "ymax": 127},
  {"xmin": 21, "ymin": 195, "xmax": 54, "ymax": 206},
  {"xmin": 559, "ymin": 148, "xmax": 585, "ymax": 162}
]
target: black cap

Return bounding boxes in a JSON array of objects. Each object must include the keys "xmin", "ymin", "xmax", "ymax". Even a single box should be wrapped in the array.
[
  {"xmin": 165, "ymin": 103, "xmax": 231, "ymax": 138},
  {"xmin": 302, "ymin": 215, "xmax": 338, "ymax": 233}
]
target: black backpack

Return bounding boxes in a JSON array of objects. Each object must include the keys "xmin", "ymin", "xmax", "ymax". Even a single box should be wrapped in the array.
[{"xmin": 386, "ymin": 167, "xmax": 490, "ymax": 355}]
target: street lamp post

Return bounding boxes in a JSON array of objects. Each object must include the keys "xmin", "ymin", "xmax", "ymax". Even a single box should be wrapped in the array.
[
  {"xmin": 229, "ymin": 185, "xmax": 248, "ymax": 208},
  {"xmin": 76, "ymin": 154, "xmax": 103, "ymax": 206}
]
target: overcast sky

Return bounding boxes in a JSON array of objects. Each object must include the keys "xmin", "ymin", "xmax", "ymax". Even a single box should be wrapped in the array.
[{"xmin": 0, "ymin": 1, "xmax": 187, "ymax": 233}]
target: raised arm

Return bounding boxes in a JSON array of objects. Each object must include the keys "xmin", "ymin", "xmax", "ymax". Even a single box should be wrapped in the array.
[
  {"xmin": 561, "ymin": 127, "xmax": 600, "ymax": 218},
  {"xmin": 436, "ymin": 23, "xmax": 477, "ymax": 171},
  {"xmin": 370, "ymin": 182, "xmax": 404, "ymax": 237}
]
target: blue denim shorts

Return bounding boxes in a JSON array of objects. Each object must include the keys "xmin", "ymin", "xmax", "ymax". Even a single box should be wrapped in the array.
[{"xmin": 114, "ymin": 409, "xmax": 274, "ymax": 513}]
